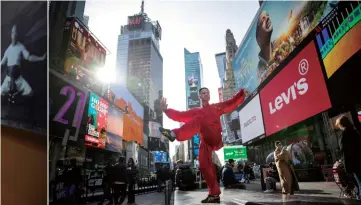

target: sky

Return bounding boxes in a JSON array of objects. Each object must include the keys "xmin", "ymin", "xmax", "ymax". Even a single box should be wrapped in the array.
[{"xmin": 84, "ymin": 0, "xmax": 260, "ymax": 160}]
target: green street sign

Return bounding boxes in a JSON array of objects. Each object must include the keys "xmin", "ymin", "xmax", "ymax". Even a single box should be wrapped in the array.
[{"xmin": 223, "ymin": 146, "xmax": 247, "ymax": 161}]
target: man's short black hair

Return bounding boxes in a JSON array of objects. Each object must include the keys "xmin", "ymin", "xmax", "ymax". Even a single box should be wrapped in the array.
[
  {"xmin": 199, "ymin": 87, "xmax": 209, "ymax": 94},
  {"xmin": 228, "ymin": 159, "xmax": 235, "ymax": 164}
]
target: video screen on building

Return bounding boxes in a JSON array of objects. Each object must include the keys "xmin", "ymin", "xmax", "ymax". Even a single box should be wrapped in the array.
[
  {"xmin": 108, "ymin": 85, "xmax": 144, "ymax": 145},
  {"xmin": 260, "ymin": 42, "xmax": 331, "ymax": 136},
  {"xmin": 238, "ymin": 94, "xmax": 265, "ymax": 144},
  {"xmin": 61, "ymin": 17, "xmax": 106, "ymax": 94},
  {"xmin": 233, "ymin": 1, "xmax": 334, "ymax": 95},
  {"xmin": 315, "ymin": 1, "xmax": 361, "ymax": 78},
  {"xmin": 49, "ymin": 72, "xmax": 88, "ymax": 141},
  {"xmin": 1, "ymin": 1, "xmax": 47, "ymax": 135},
  {"xmin": 85, "ymin": 92, "xmax": 109, "ymax": 149}
]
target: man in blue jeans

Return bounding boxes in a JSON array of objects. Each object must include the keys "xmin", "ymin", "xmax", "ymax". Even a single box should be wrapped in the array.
[{"xmin": 336, "ymin": 115, "xmax": 361, "ymax": 200}]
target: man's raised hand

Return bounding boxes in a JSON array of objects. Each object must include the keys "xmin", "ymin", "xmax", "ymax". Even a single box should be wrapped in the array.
[
  {"xmin": 244, "ymin": 89, "xmax": 250, "ymax": 97},
  {"xmin": 160, "ymin": 97, "xmax": 168, "ymax": 112}
]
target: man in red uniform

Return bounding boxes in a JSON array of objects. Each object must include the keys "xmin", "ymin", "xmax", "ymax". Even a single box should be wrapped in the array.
[{"xmin": 159, "ymin": 87, "xmax": 248, "ymax": 203}]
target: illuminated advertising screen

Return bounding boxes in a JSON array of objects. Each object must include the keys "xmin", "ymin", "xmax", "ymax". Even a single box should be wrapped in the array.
[
  {"xmin": 106, "ymin": 105, "xmax": 123, "ymax": 152},
  {"xmin": 238, "ymin": 94, "xmax": 265, "ymax": 144},
  {"xmin": 127, "ymin": 14, "xmax": 144, "ymax": 30},
  {"xmin": 193, "ymin": 134, "xmax": 200, "ymax": 157},
  {"xmin": 49, "ymin": 71, "xmax": 88, "ymax": 141},
  {"xmin": 233, "ymin": 1, "xmax": 334, "ymax": 94},
  {"xmin": 152, "ymin": 151, "xmax": 169, "ymax": 163},
  {"xmin": 85, "ymin": 92, "xmax": 109, "ymax": 149},
  {"xmin": 62, "ymin": 17, "xmax": 106, "ymax": 94},
  {"xmin": 315, "ymin": 2, "xmax": 361, "ymax": 78},
  {"xmin": 1, "ymin": 1, "xmax": 47, "ymax": 134},
  {"xmin": 223, "ymin": 145, "xmax": 247, "ymax": 161},
  {"xmin": 148, "ymin": 121, "xmax": 161, "ymax": 138},
  {"xmin": 260, "ymin": 42, "xmax": 331, "ymax": 136},
  {"xmin": 108, "ymin": 85, "xmax": 144, "ymax": 145}
]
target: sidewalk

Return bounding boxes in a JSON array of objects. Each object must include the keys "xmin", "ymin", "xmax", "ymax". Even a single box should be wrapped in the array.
[
  {"xmin": 174, "ymin": 181, "xmax": 361, "ymax": 205},
  {"xmin": 88, "ymin": 191, "xmax": 166, "ymax": 205}
]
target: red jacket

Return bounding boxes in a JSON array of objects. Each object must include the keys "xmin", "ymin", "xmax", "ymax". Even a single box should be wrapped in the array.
[{"xmin": 165, "ymin": 89, "xmax": 246, "ymax": 150}]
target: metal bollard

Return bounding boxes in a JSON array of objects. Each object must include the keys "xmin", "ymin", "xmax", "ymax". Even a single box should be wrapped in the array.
[{"xmin": 164, "ymin": 180, "xmax": 172, "ymax": 205}]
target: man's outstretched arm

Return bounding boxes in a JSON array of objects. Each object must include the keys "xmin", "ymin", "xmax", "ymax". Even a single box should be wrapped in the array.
[
  {"xmin": 216, "ymin": 89, "xmax": 247, "ymax": 114},
  {"xmin": 22, "ymin": 45, "xmax": 46, "ymax": 62},
  {"xmin": 164, "ymin": 108, "xmax": 198, "ymax": 123}
]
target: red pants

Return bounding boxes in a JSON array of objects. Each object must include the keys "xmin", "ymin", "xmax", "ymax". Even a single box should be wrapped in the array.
[{"xmin": 173, "ymin": 116, "xmax": 221, "ymax": 196}]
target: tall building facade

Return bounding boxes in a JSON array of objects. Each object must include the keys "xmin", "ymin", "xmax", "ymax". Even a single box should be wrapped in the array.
[
  {"xmin": 215, "ymin": 52, "xmax": 226, "ymax": 87},
  {"xmin": 184, "ymin": 48, "xmax": 203, "ymax": 161},
  {"xmin": 215, "ymin": 52, "xmax": 232, "ymax": 142},
  {"xmin": 114, "ymin": 8, "xmax": 163, "ymax": 126},
  {"xmin": 222, "ymin": 29, "xmax": 241, "ymax": 144}
]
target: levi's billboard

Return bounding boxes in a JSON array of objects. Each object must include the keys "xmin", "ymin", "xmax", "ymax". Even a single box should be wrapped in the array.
[{"xmin": 260, "ymin": 42, "xmax": 331, "ymax": 136}]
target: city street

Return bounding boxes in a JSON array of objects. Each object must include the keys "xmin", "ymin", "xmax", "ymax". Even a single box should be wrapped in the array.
[
  {"xmin": 88, "ymin": 191, "xmax": 166, "ymax": 205},
  {"xmin": 174, "ymin": 181, "xmax": 361, "ymax": 205}
]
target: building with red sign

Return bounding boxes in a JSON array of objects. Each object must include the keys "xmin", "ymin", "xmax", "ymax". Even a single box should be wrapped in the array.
[{"xmin": 232, "ymin": 1, "xmax": 361, "ymax": 182}]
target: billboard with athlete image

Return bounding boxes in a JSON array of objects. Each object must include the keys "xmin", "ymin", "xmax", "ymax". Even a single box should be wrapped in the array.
[
  {"xmin": 1, "ymin": 1, "xmax": 47, "ymax": 134},
  {"xmin": 233, "ymin": 1, "xmax": 334, "ymax": 94}
]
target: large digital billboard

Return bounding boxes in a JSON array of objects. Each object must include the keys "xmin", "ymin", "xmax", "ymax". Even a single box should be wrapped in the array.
[
  {"xmin": 85, "ymin": 92, "xmax": 109, "ymax": 149},
  {"xmin": 108, "ymin": 85, "xmax": 144, "ymax": 145},
  {"xmin": 49, "ymin": 71, "xmax": 88, "ymax": 142},
  {"xmin": 62, "ymin": 17, "xmax": 106, "ymax": 94},
  {"xmin": 185, "ymin": 49, "xmax": 202, "ymax": 110},
  {"xmin": 1, "ymin": 1, "xmax": 47, "ymax": 135},
  {"xmin": 223, "ymin": 145, "xmax": 247, "ymax": 162},
  {"xmin": 238, "ymin": 94, "xmax": 265, "ymax": 144},
  {"xmin": 106, "ymin": 105, "xmax": 123, "ymax": 152},
  {"xmin": 315, "ymin": 2, "xmax": 361, "ymax": 78},
  {"xmin": 233, "ymin": 1, "xmax": 333, "ymax": 94},
  {"xmin": 127, "ymin": 14, "xmax": 144, "ymax": 30},
  {"xmin": 260, "ymin": 42, "xmax": 331, "ymax": 136}
]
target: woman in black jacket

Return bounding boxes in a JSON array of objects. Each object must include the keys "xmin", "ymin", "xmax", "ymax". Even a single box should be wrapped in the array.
[
  {"xmin": 127, "ymin": 158, "xmax": 139, "ymax": 204},
  {"xmin": 336, "ymin": 115, "xmax": 361, "ymax": 200}
]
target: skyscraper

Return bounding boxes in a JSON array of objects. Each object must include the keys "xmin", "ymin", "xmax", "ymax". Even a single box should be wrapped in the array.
[
  {"xmin": 114, "ymin": 1, "xmax": 163, "ymax": 125},
  {"xmin": 184, "ymin": 48, "xmax": 203, "ymax": 161},
  {"xmin": 223, "ymin": 29, "xmax": 241, "ymax": 144},
  {"xmin": 215, "ymin": 52, "xmax": 226, "ymax": 87}
]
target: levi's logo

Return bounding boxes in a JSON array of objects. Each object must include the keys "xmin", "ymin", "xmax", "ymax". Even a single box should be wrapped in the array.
[
  {"xmin": 268, "ymin": 59, "xmax": 309, "ymax": 115},
  {"xmin": 244, "ymin": 116, "xmax": 256, "ymax": 128}
]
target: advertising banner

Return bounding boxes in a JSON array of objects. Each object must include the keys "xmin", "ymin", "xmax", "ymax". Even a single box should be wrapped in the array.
[
  {"xmin": 238, "ymin": 94, "xmax": 265, "ymax": 144},
  {"xmin": 63, "ymin": 17, "xmax": 106, "ymax": 94},
  {"xmin": 49, "ymin": 71, "xmax": 88, "ymax": 142},
  {"xmin": 233, "ymin": 1, "xmax": 333, "ymax": 94},
  {"xmin": 148, "ymin": 121, "xmax": 161, "ymax": 138},
  {"xmin": 186, "ymin": 72, "xmax": 201, "ymax": 109},
  {"xmin": 260, "ymin": 42, "xmax": 331, "ymax": 136},
  {"xmin": 85, "ymin": 92, "xmax": 109, "ymax": 149},
  {"xmin": 223, "ymin": 145, "xmax": 248, "ymax": 161},
  {"xmin": 152, "ymin": 151, "xmax": 170, "ymax": 163},
  {"xmin": 193, "ymin": 134, "xmax": 200, "ymax": 157},
  {"xmin": 108, "ymin": 85, "xmax": 144, "ymax": 145},
  {"xmin": 1, "ymin": 1, "xmax": 47, "ymax": 134},
  {"xmin": 106, "ymin": 105, "xmax": 123, "ymax": 152},
  {"xmin": 315, "ymin": 2, "xmax": 361, "ymax": 78}
]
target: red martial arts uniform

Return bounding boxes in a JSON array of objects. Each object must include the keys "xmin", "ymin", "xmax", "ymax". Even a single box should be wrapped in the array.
[{"xmin": 164, "ymin": 89, "xmax": 246, "ymax": 196}]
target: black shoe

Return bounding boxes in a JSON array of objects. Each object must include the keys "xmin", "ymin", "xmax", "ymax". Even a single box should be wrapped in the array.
[
  {"xmin": 201, "ymin": 195, "xmax": 220, "ymax": 203},
  {"xmin": 159, "ymin": 127, "xmax": 175, "ymax": 142}
]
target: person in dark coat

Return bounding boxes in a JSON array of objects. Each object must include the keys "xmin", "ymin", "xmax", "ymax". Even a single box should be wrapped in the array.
[
  {"xmin": 221, "ymin": 159, "xmax": 245, "ymax": 189},
  {"xmin": 336, "ymin": 115, "xmax": 361, "ymax": 200},
  {"xmin": 127, "ymin": 158, "xmax": 139, "ymax": 204},
  {"xmin": 98, "ymin": 160, "xmax": 114, "ymax": 205},
  {"xmin": 63, "ymin": 158, "xmax": 82, "ymax": 205},
  {"xmin": 112, "ymin": 156, "xmax": 128, "ymax": 205}
]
